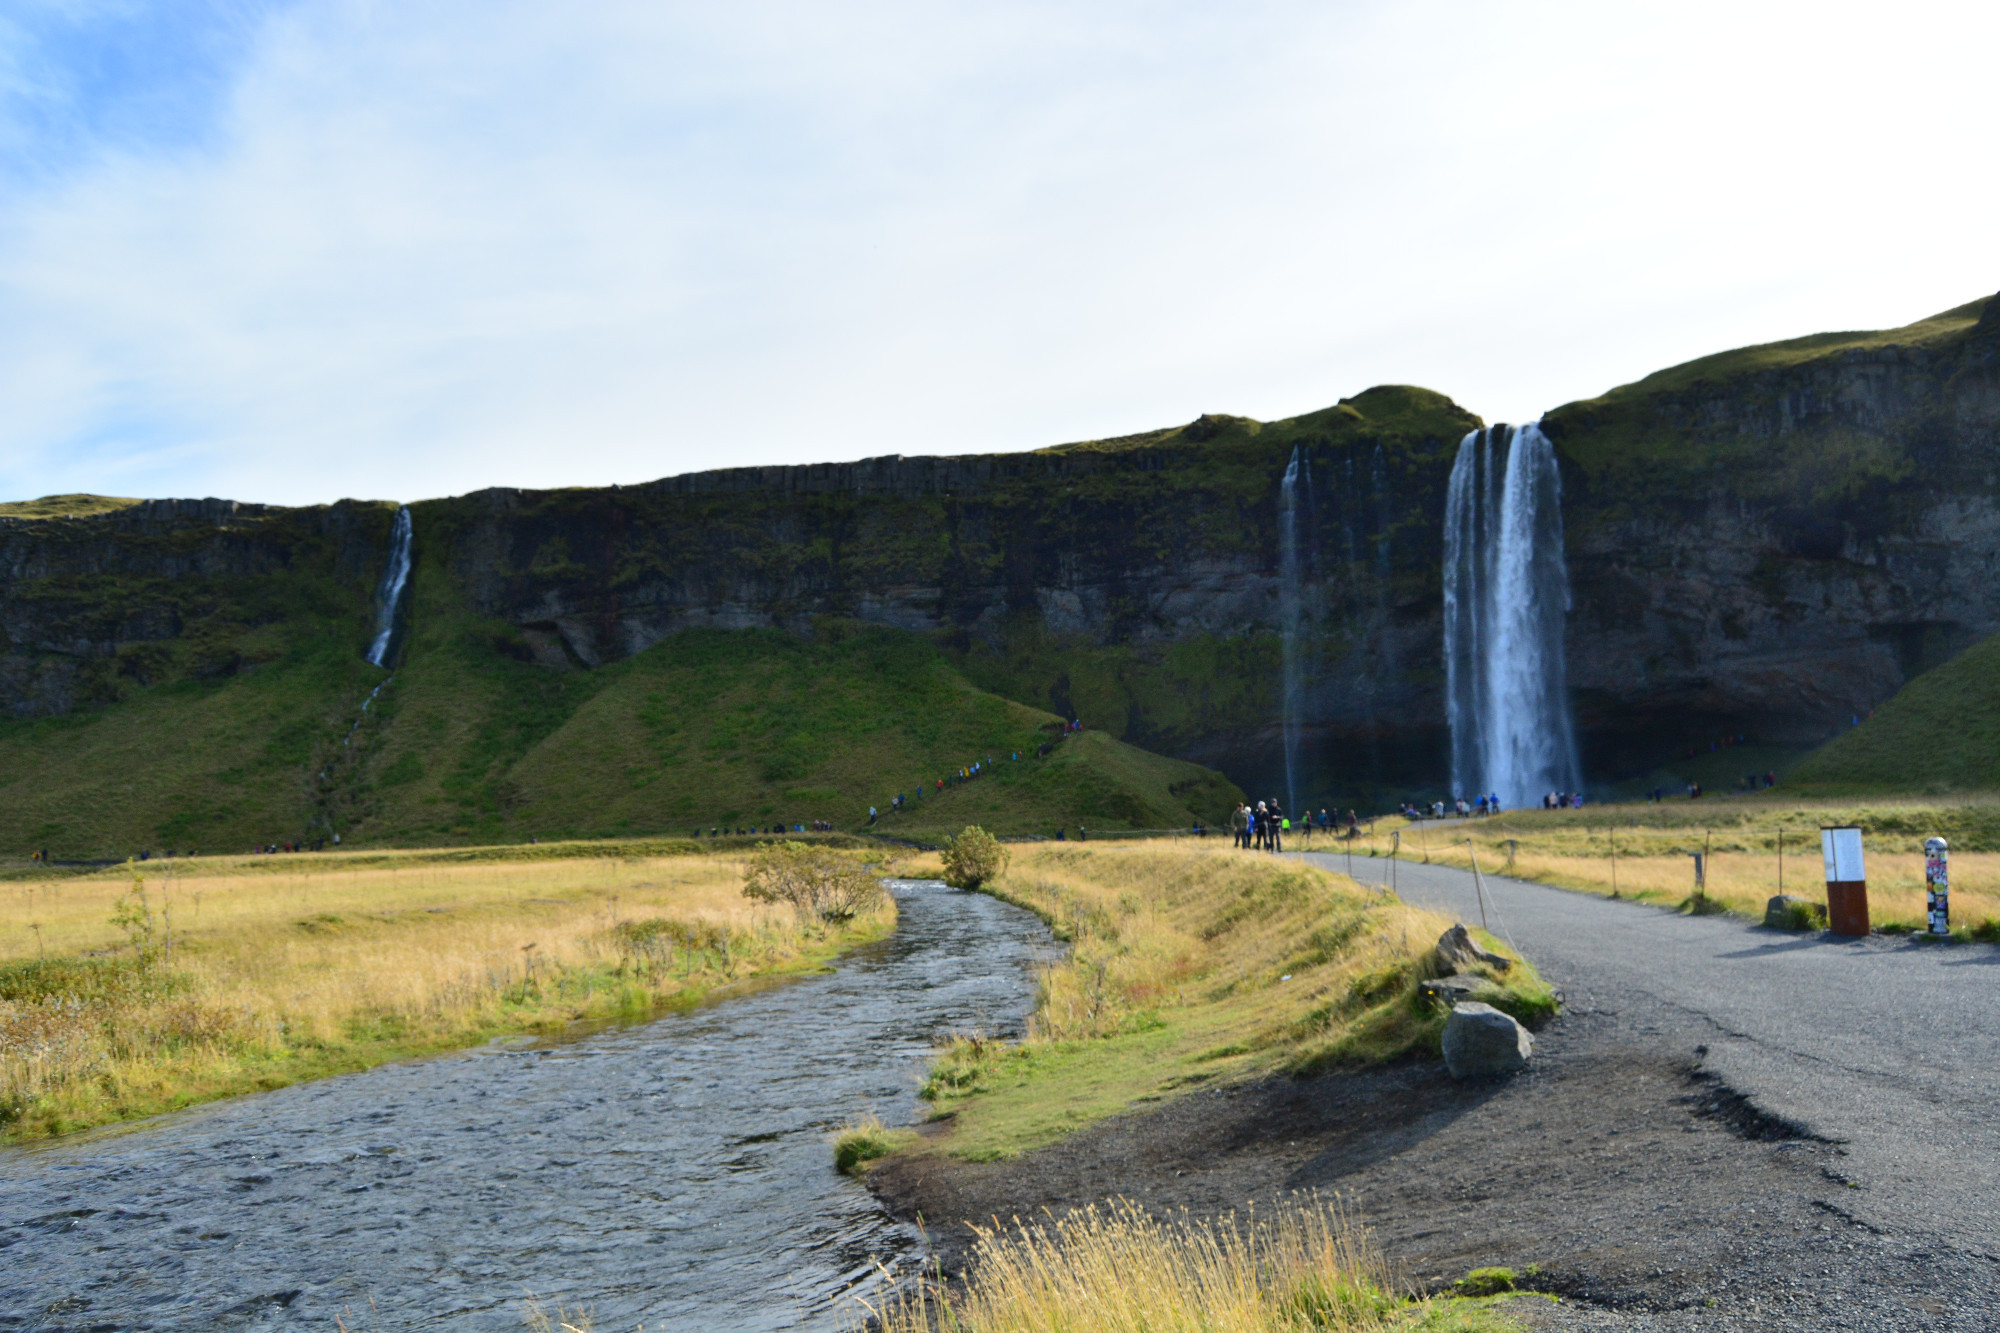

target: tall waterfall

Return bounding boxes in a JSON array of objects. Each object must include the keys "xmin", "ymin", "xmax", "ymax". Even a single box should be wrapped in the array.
[
  {"xmin": 1277, "ymin": 447, "xmax": 1309, "ymax": 814},
  {"xmin": 1442, "ymin": 423, "xmax": 1580, "ymax": 806},
  {"xmin": 365, "ymin": 507, "xmax": 413, "ymax": 668}
]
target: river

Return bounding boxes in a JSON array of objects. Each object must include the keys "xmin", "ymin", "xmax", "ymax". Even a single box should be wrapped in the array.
[{"xmin": 1, "ymin": 881, "xmax": 1052, "ymax": 1331}]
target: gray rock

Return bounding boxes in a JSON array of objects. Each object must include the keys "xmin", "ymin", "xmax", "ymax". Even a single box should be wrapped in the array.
[
  {"xmin": 1442, "ymin": 1001, "xmax": 1532, "ymax": 1078},
  {"xmin": 1765, "ymin": 894, "xmax": 1823, "ymax": 929},
  {"xmin": 1435, "ymin": 923, "xmax": 1512, "ymax": 974},
  {"xmin": 1419, "ymin": 974, "xmax": 1496, "ymax": 1003}
]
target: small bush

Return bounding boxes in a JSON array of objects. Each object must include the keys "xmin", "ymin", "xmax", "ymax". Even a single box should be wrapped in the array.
[
  {"xmin": 832, "ymin": 1115, "xmax": 898, "ymax": 1174},
  {"xmin": 940, "ymin": 826, "xmax": 1009, "ymax": 891},
  {"xmin": 741, "ymin": 841, "xmax": 885, "ymax": 921},
  {"xmin": 1454, "ymin": 1266, "xmax": 1518, "ymax": 1296},
  {"xmin": 1778, "ymin": 900, "xmax": 1825, "ymax": 931}
]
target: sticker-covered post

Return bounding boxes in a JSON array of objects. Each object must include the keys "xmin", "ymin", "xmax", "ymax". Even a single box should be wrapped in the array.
[
  {"xmin": 1925, "ymin": 836, "xmax": 1950, "ymax": 937},
  {"xmin": 1821, "ymin": 826, "xmax": 1869, "ymax": 937}
]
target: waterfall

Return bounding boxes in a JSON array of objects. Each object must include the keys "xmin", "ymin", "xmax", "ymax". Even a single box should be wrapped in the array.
[
  {"xmin": 1442, "ymin": 423, "xmax": 1580, "ymax": 807},
  {"xmin": 365, "ymin": 507, "xmax": 413, "ymax": 668},
  {"xmin": 1277, "ymin": 447, "xmax": 1308, "ymax": 814}
]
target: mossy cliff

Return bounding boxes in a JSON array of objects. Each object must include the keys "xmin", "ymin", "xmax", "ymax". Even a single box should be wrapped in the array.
[
  {"xmin": 5, "ymin": 292, "xmax": 2000, "ymax": 849},
  {"xmin": 420, "ymin": 384, "xmax": 1482, "ymax": 803},
  {"xmin": 1545, "ymin": 293, "xmax": 2000, "ymax": 778}
]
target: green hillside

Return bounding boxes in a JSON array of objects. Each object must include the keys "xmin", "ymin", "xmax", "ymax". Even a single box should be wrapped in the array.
[
  {"xmin": 0, "ymin": 568, "xmax": 1240, "ymax": 858},
  {"xmin": 1785, "ymin": 629, "xmax": 2000, "ymax": 795}
]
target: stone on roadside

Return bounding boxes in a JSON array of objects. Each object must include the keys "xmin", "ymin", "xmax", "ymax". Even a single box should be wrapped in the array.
[
  {"xmin": 1435, "ymin": 923, "xmax": 1512, "ymax": 974},
  {"xmin": 1419, "ymin": 973, "xmax": 1495, "ymax": 1003},
  {"xmin": 1764, "ymin": 894, "xmax": 1821, "ymax": 930},
  {"xmin": 1442, "ymin": 1001, "xmax": 1532, "ymax": 1078}
]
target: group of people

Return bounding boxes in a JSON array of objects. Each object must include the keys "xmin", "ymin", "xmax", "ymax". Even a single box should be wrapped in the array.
[
  {"xmin": 1539, "ymin": 792, "xmax": 1582, "ymax": 810},
  {"xmin": 1229, "ymin": 801, "xmax": 1360, "ymax": 850}
]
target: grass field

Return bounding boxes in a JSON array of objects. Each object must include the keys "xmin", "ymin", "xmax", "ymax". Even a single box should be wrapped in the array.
[
  {"xmin": 0, "ymin": 844, "xmax": 896, "ymax": 1141},
  {"xmin": 1785, "ymin": 629, "xmax": 2000, "ymax": 795},
  {"xmin": 1354, "ymin": 802, "xmax": 2000, "ymax": 937},
  {"xmin": 885, "ymin": 842, "xmax": 1555, "ymax": 1163}
]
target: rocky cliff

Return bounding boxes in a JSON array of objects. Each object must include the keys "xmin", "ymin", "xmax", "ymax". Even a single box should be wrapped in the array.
[
  {"xmin": 4, "ymin": 294, "xmax": 1998, "ymax": 810},
  {"xmin": 1547, "ymin": 293, "xmax": 2000, "ymax": 778}
]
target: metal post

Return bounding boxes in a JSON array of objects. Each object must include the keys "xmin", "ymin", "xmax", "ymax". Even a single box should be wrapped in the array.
[
  {"xmin": 1925, "ymin": 836, "xmax": 1949, "ymax": 937},
  {"xmin": 1690, "ymin": 852, "xmax": 1704, "ymax": 891},
  {"xmin": 1467, "ymin": 840, "xmax": 1490, "ymax": 932},
  {"xmin": 1610, "ymin": 829, "xmax": 1618, "ymax": 897},
  {"xmin": 1390, "ymin": 830, "xmax": 1399, "ymax": 894}
]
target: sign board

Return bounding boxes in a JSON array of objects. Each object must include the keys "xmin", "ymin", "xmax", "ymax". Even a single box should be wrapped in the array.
[{"xmin": 1821, "ymin": 827, "xmax": 1865, "ymax": 884}]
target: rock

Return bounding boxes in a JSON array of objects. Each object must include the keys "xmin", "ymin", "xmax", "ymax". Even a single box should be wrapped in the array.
[
  {"xmin": 1435, "ymin": 924, "xmax": 1511, "ymax": 974},
  {"xmin": 1419, "ymin": 974, "xmax": 1495, "ymax": 1003},
  {"xmin": 1442, "ymin": 1002, "xmax": 1532, "ymax": 1078},
  {"xmin": 1765, "ymin": 894, "xmax": 1823, "ymax": 929}
]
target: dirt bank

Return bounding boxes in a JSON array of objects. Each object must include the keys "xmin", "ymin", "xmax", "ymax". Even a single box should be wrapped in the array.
[{"xmin": 870, "ymin": 1004, "xmax": 1997, "ymax": 1331}]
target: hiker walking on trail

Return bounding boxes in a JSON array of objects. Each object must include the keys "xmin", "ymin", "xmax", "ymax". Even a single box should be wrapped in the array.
[
  {"xmin": 1267, "ymin": 800, "xmax": 1284, "ymax": 853},
  {"xmin": 1231, "ymin": 803, "xmax": 1250, "ymax": 849}
]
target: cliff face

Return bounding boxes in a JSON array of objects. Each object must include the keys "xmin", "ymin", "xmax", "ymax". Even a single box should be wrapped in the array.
[
  {"xmin": 418, "ymin": 386, "xmax": 1482, "ymax": 799},
  {"xmin": 1546, "ymin": 295, "xmax": 2000, "ymax": 776},
  {"xmin": 4, "ymin": 296, "xmax": 1998, "ymax": 806},
  {"xmin": 0, "ymin": 498, "xmax": 394, "ymax": 717}
]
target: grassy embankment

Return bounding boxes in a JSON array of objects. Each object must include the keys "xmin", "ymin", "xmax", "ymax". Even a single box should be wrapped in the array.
[
  {"xmin": 0, "ymin": 607, "xmax": 1238, "ymax": 858},
  {"xmin": 866, "ymin": 842, "xmax": 1554, "ymax": 1165},
  {"xmin": 0, "ymin": 842, "xmax": 894, "ymax": 1141},
  {"xmin": 1359, "ymin": 803, "xmax": 2000, "ymax": 937}
]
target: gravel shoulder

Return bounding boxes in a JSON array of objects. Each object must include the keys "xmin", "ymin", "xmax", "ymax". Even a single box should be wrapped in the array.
[{"xmin": 871, "ymin": 856, "xmax": 2000, "ymax": 1331}]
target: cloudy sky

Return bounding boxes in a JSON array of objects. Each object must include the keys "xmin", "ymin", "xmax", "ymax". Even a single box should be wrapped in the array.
[{"xmin": 1, "ymin": 1, "xmax": 1993, "ymax": 507}]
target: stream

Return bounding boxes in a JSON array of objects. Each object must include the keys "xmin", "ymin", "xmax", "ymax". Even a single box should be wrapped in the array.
[{"xmin": 1, "ymin": 881, "xmax": 1052, "ymax": 1332}]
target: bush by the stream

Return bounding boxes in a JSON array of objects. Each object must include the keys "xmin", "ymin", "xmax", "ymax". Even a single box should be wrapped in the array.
[
  {"xmin": 741, "ymin": 841, "xmax": 885, "ymax": 921},
  {"xmin": 940, "ymin": 825, "xmax": 1009, "ymax": 890}
]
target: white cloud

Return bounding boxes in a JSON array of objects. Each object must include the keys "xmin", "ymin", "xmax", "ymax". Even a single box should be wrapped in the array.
[{"xmin": 0, "ymin": 0, "xmax": 1994, "ymax": 505}]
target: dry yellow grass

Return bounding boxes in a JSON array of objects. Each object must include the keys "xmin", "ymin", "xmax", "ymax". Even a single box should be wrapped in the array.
[
  {"xmin": 858, "ymin": 1195, "xmax": 1522, "ymax": 1333},
  {"xmin": 901, "ymin": 842, "xmax": 1555, "ymax": 1161},
  {"xmin": 1381, "ymin": 819, "xmax": 2000, "ymax": 934},
  {"xmin": 0, "ymin": 848, "xmax": 894, "ymax": 1140}
]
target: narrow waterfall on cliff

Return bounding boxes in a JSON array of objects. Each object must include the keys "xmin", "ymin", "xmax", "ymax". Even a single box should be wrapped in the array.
[
  {"xmin": 1277, "ymin": 447, "xmax": 1309, "ymax": 813},
  {"xmin": 365, "ymin": 507, "xmax": 413, "ymax": 668},
  {"xmin": 1442, "ymin": 423, "xmax": 1580, "ymax": 806}
]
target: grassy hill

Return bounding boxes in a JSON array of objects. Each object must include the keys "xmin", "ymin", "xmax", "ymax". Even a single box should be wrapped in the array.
[
  {"xmin": 1785, "ymin": 628, "xmax": 2000, "ymax": 795},
  {"xmin": 0, "ymin": 575, "xmax": 1240, "ymax": 858}
]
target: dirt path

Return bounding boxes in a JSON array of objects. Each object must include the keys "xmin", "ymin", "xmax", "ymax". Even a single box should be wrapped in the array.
[{"xmin": 870, "ymin": 858, "xmax": 2000, "ymax": 1331}]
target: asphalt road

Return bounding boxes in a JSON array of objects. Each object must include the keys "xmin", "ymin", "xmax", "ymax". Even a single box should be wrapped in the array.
[{"xmin": 1301, "ymin": 848, "xmax": 2000, "ymax": 1267}]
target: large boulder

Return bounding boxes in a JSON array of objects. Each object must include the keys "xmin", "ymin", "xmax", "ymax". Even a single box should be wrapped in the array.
[
  {"xmin": 1442, "ymin": 1001, "xmax": 1532, "ymax": 1078},
  {"xmin": 1435, "ymin": 923, "xmax": 1511, "ymax": 974}
]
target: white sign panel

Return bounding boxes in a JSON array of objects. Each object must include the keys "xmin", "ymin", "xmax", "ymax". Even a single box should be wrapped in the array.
[{"xmin": 1821, "ymin": 827, "xmax": 1865, "ymax": 883}]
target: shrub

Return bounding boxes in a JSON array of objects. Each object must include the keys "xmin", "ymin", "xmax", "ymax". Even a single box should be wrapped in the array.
[
  {"xmin": 832, "ymin": 1114, "xmax": 899, "ymax": 1174},
  {"xmin": 741, "ymin": 841, "xmax": 885, "ymax": 921},
  {"xmin": 940, "ymin": 825, "xmax": 1009, "ymax": 890}
]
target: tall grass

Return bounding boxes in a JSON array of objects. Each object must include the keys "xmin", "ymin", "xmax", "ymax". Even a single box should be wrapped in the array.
[
  {"xmin": 907, "ymin": 843, "xmax": 1555, "ymax": 1160},
  {"xmin": 858, "ymin": 1195, "xmax": 1516, "ymax": 1333},
  {"xmin": 0, "ymin": 849, "xmax": 894, "ymax": 1139}
]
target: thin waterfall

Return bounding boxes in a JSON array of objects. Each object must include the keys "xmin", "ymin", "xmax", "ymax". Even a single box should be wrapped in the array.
[
  {"xmin": 1277, "ymin": 447, "xmax": 1308, "ymax": 814},
  {"xmin": 1442, "ymin": 423, "xmax": 1579, "ymax": 806},
  {"xmin": 365, "ymin": 507, "xmax": 413, "ymax": 668}
]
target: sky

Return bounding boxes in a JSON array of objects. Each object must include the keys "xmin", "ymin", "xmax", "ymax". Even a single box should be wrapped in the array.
[{"xmin": 0, "ymin": 1, "xmax": 1994, "ymax": 508}]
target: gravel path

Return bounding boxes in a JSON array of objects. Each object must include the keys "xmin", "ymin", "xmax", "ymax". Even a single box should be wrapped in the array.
[{"xmin": 871, "ymin": 853, "xmax": 2000, "ymax": 1331}]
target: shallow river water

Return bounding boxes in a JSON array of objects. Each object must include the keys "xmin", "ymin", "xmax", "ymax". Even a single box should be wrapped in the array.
[{"xmin": 1, "ymin": 881, "xmax": 1052, "ymax": 1332}]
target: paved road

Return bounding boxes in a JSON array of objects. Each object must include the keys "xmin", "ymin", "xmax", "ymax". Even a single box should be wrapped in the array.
[{"xmin": 1300, "ymin": 850, "xmax": 2000, "ymax": 1266}]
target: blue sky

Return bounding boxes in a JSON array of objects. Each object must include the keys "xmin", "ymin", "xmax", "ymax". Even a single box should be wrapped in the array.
[{"xmin": 1, "ymin": 1, "xmax": 1995, "ymax": 507}]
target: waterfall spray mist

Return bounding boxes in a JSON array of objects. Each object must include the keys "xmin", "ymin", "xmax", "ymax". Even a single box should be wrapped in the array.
[
  {"xmin": 366, "ymin": 507, "xmax": 413, "ymax": 668},
  {"xmin": 1442, "ymin": 423, "xmax": 1579, "ymax": 806}
]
